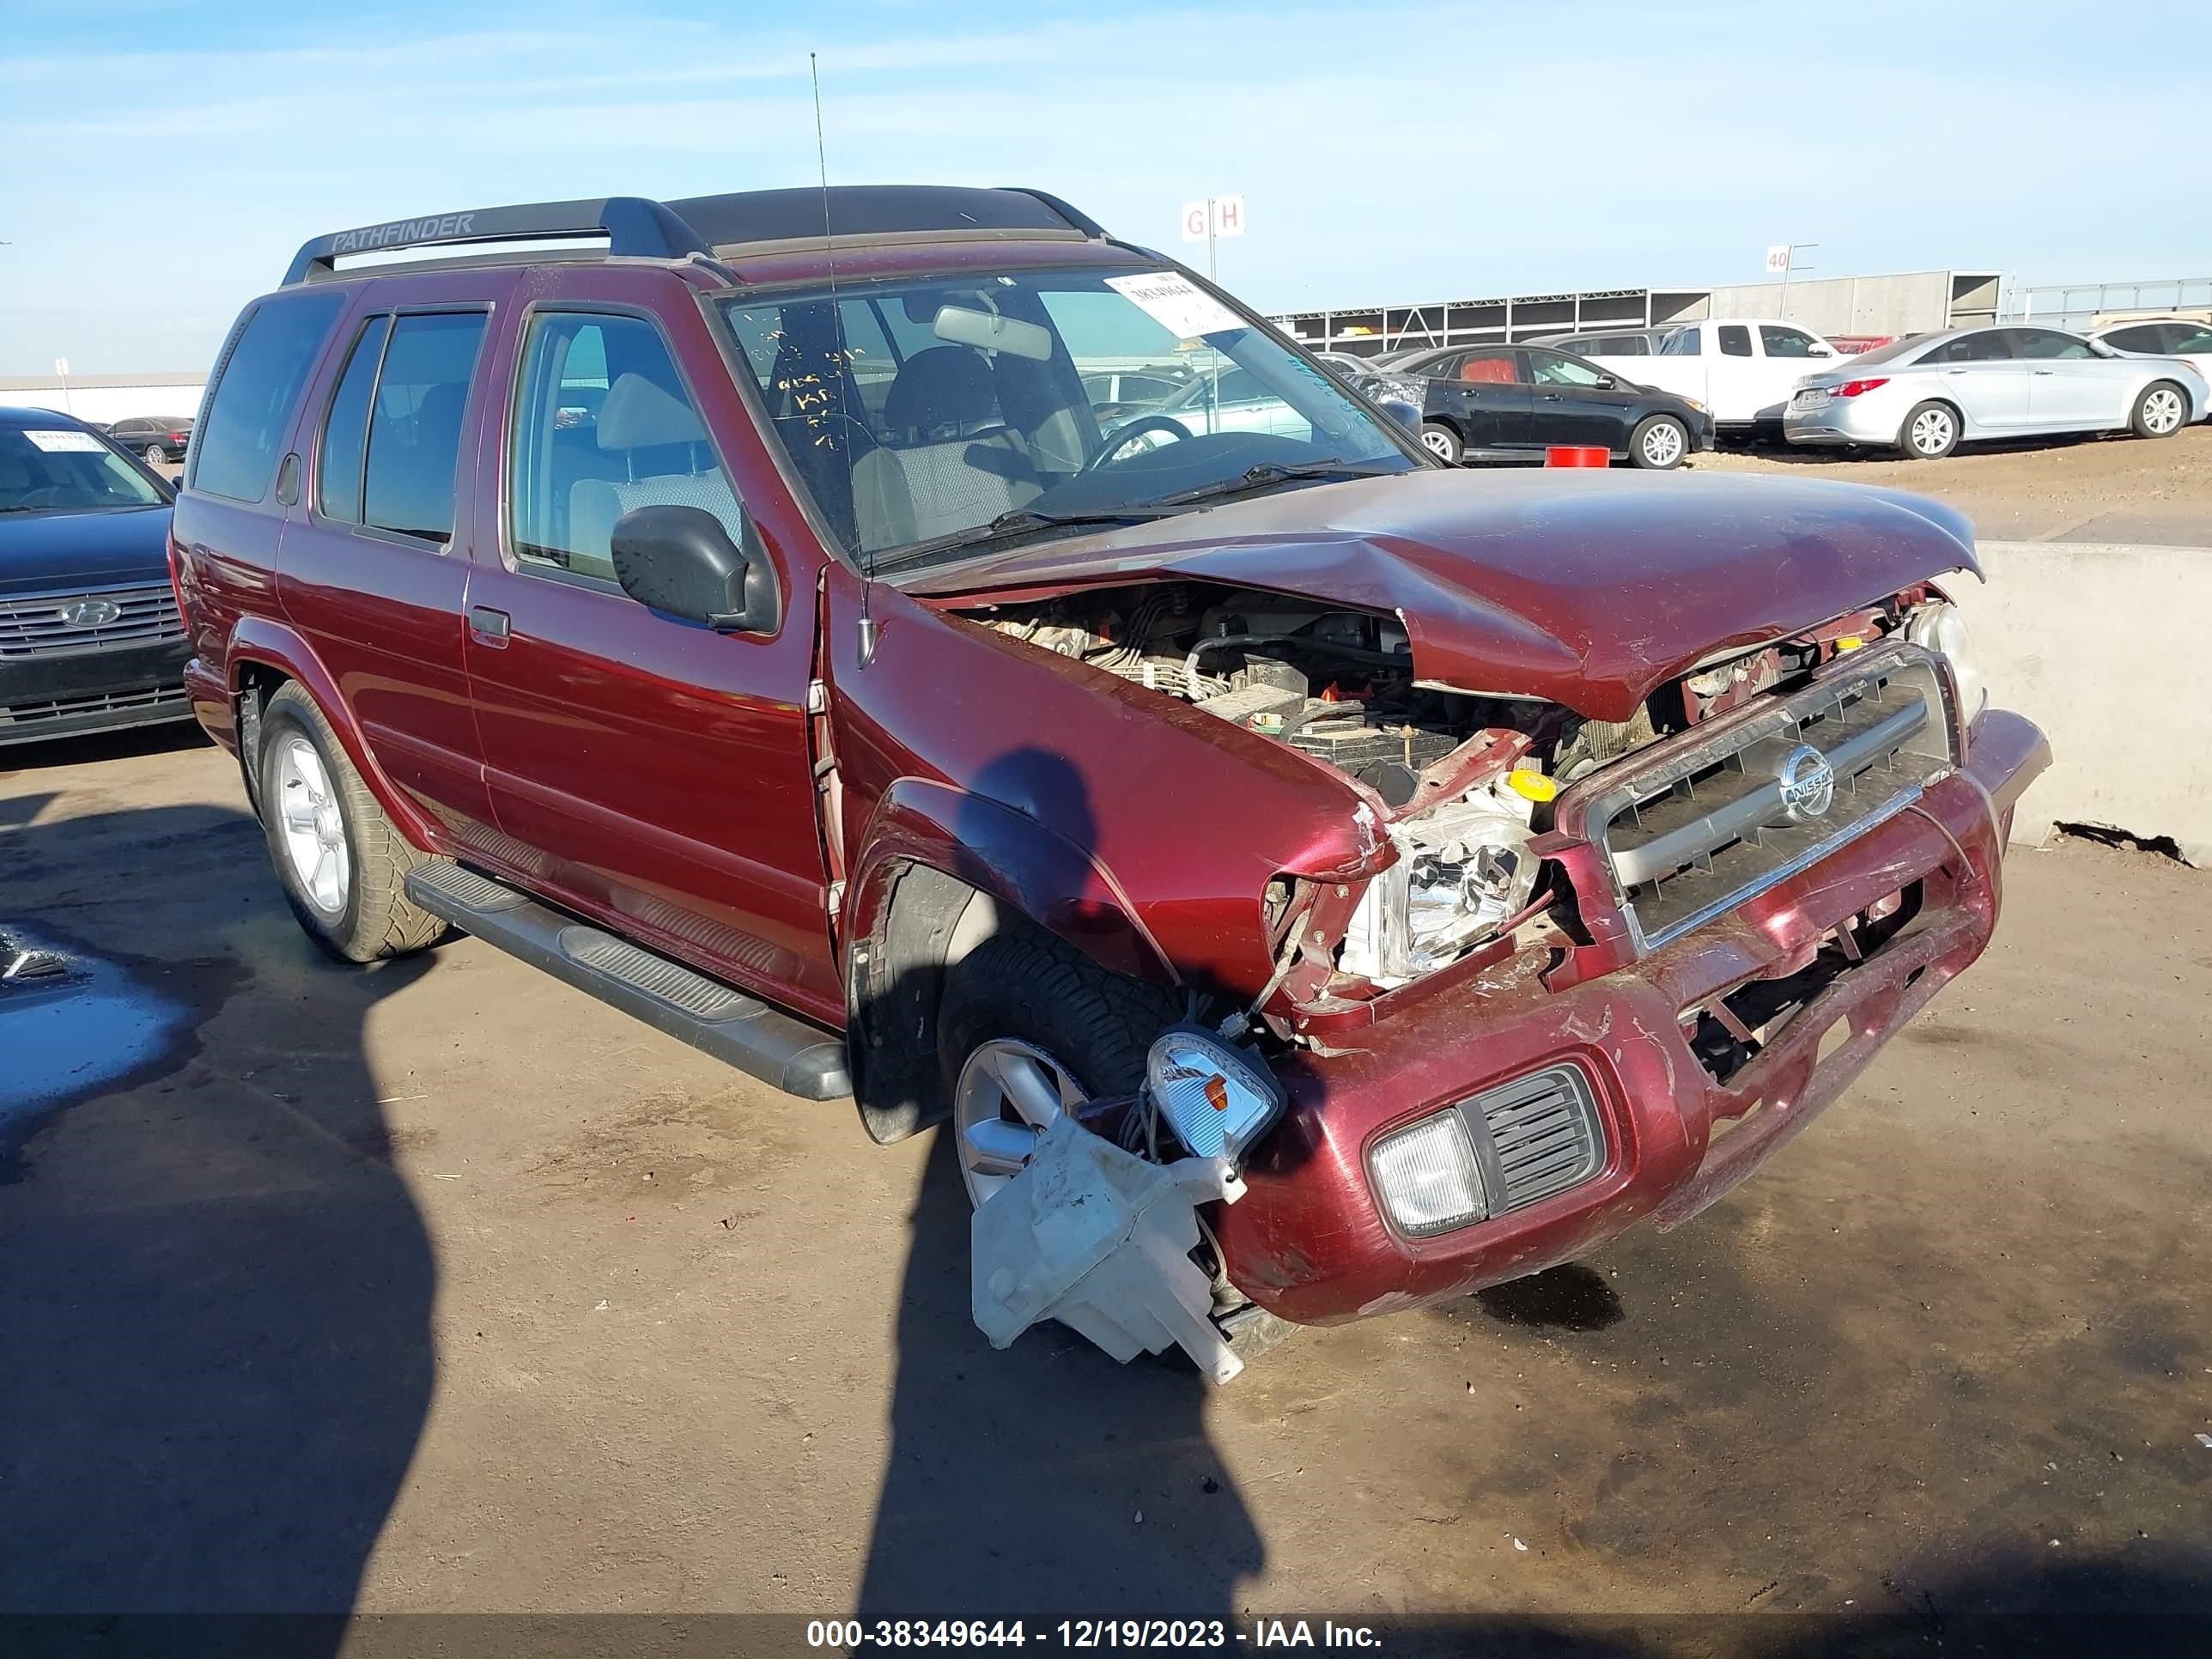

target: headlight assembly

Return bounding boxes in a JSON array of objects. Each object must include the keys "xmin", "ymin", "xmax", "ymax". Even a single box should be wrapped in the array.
[
  {"xmin": 1906, "ymin": 600, "xmax": 1985, "ymax": 721},
  {"xmin": 1338, "ymin": 798, "xmax": 1540, "ymax": 988}
]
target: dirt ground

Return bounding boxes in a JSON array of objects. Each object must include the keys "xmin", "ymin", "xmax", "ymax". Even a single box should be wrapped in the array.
[
  {"xmin": 1692, "ymin": 422, "xmax": 2212, "ymax": 546},
  {"xmin": 3, "ymin": 726, "xmax": 2209, "ymax": 1651}
]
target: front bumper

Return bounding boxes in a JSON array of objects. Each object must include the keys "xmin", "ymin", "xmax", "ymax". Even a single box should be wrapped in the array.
[
  {"xmin": 0, "ymin": 635, "xmax": 194, "ymax": 745},
  {"xmin": 1217, "ymin": 706, "xmax": 2050, "ymax": 1325}
]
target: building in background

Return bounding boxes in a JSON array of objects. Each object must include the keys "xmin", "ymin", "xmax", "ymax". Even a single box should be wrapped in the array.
[
  {"xmin": 0, "ymin": 372, "xmax": 206, "ymax": 427},
  {"xmin": 1273, "ymin": 268, "xmax": 2001, "ymax": 357}
]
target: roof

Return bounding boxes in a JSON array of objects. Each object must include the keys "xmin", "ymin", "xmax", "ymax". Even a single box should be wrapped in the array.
[
  {"xmin": 0, "ymin": 405, "xmax": 99, "ymax": 428},
  {"xmin": 282, "ymin": 186, "xmax": 1115, "ymax": 287}
]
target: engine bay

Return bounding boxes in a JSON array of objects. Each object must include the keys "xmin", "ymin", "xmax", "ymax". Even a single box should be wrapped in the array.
[{"xmin": 962, "ymin": 580, "xmax": 1567, "ymax": 809}]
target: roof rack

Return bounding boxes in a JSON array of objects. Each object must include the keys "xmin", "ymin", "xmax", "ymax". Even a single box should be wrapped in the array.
[
  {"xmin": 282, "ymin": 186, "xmax": 1109, "ymax": 286},
  {"xmin": 283, "ymin": 197, "xmax": 714, "ymax": 286}
]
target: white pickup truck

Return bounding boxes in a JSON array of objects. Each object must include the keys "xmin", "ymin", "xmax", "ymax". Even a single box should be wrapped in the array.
[{"xmin": 1579, "ymin": 319, "xmax": 1844, "ymax": 428}]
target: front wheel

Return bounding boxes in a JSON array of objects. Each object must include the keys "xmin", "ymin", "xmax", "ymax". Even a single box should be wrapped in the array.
[
  {"xmin": 1629, "ymin": 414, "xmax": 1687, "ymax": 469},
  {"xmin": 1419, "ymin": 422, "xmax": 1462, "ymax": 465},
  {"xmin": 2131, "ymin": 380, "xmax": 2188, "ymax": 439},
  {"xmin": 1898, "ymin": 400, "xmax": 1960, "ymax": 460},
  {"xmin": 256, "ymin": 683, "xmax": 443, "ymax": 963}
]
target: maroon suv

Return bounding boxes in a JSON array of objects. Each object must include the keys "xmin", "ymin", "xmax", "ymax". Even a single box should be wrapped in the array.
[{"xmin": 172, "ymin": 187, "xmax": 2048, "ymax": 1348}]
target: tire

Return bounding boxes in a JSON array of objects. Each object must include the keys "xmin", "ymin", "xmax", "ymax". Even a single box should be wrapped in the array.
[
  {"xmin": 1898, "ymin": 400, "xmax": 1960, "ymax": 460},
  {"xmin": 1419, "ymin": 422, "xmax": 1462, "ymax": 465},
  {"xmin": 1629, "ymin": 414, "xmax": 1687, "ymax": 470},
  {"xmin": 145, "ymin": 444, "xmax": 167, "ymax": 465},
  {"xmin": 2130, "ymin": 380, "xmax": 2188, "ymax": 440},
  {"xmin": 255, "ymin": 683, "xmax": 443, "ymax": 963}
]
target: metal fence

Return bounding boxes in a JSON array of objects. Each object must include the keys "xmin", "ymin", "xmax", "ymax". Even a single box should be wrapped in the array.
[{"xmin": 2004, "ymin": 276, "xmax": 2212, "ymax": 331}]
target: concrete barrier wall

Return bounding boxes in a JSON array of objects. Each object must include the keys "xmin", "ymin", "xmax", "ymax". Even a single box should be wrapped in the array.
[{"xmin": 1954, "ymin": 541, "xmax": 2210, "ymax": 866}]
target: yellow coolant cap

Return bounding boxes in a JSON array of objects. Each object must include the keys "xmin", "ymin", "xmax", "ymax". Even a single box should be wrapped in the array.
[
  {"xmin": 1836, "ymin": 635, "xmax": 1865, "ymax": 653},
  {"xmin": 1506, "ymin": 769, "xmax": 1558, "ymax": 802}
]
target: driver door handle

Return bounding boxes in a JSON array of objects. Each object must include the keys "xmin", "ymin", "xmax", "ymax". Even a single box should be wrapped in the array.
[{"xmin": 468, "ymin": 605, "xmax": 511, "ymax": 647}]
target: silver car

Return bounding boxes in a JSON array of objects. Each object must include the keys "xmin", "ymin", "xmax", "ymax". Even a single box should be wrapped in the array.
[{"xmin": 1784, "ymin": 324, "xmax": 2208, "ymax": 459}]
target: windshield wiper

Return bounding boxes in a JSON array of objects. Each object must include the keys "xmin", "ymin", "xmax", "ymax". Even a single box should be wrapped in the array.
[
  {"xmin": 869, "ymin": 506, "xmax": 1175, "ymax": 574},
  {"xmin": 1141, "ymin": 459, "xmax": 1403, "ymax": 510}
]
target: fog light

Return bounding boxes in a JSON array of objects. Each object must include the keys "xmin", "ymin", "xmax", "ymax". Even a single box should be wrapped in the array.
[{"xmin": 1370, "ymin": 1110, "xmax": 1487, "ymax": 1236}]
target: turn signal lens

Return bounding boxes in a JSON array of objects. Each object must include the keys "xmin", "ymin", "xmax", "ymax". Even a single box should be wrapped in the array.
[
  {"xmin": 1834, "ymin": 378, "xmax": 1890, "ymax": 398},
  {"xmin": 1370, "ymin": 1111, "xmax": 1486, "ymax": 1236}
]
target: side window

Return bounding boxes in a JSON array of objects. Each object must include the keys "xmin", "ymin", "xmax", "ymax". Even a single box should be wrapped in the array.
[
  {"xmin": 2104, "ymin": 325, "xmax": 2161, "ymax": 352},
  {"xmin": 1528, "ymin": 351, "xmax": 1605, "ymax": 388},
  {"xmin": 1760, "ymin": 326, "xmax": 1820, "ymax": 358},
  {"xmin": 317, "ymin": 314, "xmax": 391, "ymax": 524},
  {"xmin": 1717, "ymin": 325, "xmax": 1753, "ymax": 357},
  {"xmin": 1660, "ymin": 327, "xmax": 1701, "ymax": 356},
  {"xmin": 191, "ymin": 293, "xmax": 344, "ymax": 501},
  {"xmin": 1412, "ymin": 353, "xmax": 1462, "ymax": 379},
  {"xmin": 359, "ymin": 313, "xmax": 486, "ymax": 543},
  {"xmin": 2171, "ymin": 324, "xmax": 2212, "ymax": 353},
  {"xmin": 2011, "ymin": 328, "xmax": 2093, "ymax": 361},
  {"xmin": 1925, "ymin": 331, "xmax": 2010, "ymax": 364},
  {"xmin": 508, "ymin": 311, "xmax": 741, "ymax": 584},
  {"xmin": 1455, "ymin": 351, "xmax": 1516, "ymax": 385}
]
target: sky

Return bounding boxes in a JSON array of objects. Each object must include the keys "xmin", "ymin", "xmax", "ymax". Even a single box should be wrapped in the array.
[{"xmin": 1, "ymin": 0, "xmax": 2208, "ymax": 374}]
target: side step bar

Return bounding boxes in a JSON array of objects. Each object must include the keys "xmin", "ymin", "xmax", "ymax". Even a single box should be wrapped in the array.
[{"xmin": 404, "ymin": 862, "xmax": 852, "ymax": 1101}]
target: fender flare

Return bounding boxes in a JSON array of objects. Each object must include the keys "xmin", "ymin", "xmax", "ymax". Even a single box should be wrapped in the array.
[
  {"xmin": 846, "ymin": 777, "xmax": 1178, "ymax": 988},
  {"xmin": 223, "ymin": 616, "xmax": 443, "ymax": 852}
]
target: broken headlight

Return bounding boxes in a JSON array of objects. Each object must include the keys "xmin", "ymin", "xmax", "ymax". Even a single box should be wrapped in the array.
[{"xmin": 1338, "ymin": 799, "xmax": 1540, "ymax": 988}]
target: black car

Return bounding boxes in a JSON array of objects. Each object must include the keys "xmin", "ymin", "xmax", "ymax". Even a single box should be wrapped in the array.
[
  {"xmin": 1389, "ymin": 343, "xmax": 1714, "ymax": 469},
  {"xmin": 102, "ymin": 415, "xmax": 195, "ymax": 465},
  {"xmin": 0, "ymin": 408, "xmax": 191, "ymax": 745}
]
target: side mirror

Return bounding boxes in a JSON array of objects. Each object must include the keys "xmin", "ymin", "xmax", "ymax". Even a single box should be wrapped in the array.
[
  {"xmin": 1595, "ymin": 374, "xmax": 1618, "ymax": 389},
  {"xmin": 611, "ymin": 504, "xmax": 780, "ymax": 634}
]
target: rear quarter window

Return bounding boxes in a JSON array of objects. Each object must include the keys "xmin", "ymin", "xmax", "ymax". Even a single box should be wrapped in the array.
[{"xmin": 190, "ymin": 292, "xmax": 346, "ymax": 502}]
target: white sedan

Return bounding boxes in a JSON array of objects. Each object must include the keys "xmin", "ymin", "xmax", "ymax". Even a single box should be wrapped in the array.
[{"xmin": 1784, "ymin": 325, "xmax": 2209, "ymax": 459}]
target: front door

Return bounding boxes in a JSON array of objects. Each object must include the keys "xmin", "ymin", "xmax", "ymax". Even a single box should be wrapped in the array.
[
  {"xmin": 2012, "ymin": 327, "xmax": 2132, "ymax": 428},
  {"xmin": 457, "ymin": 288, "xmax": 841, "ymax": 1022},
  {"xmin": 1522, "ymin": 348, "xmax": 1638, "ymax": 451}
]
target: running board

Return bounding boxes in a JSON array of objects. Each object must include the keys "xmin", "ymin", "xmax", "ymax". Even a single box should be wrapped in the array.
[{"xmin": 404, "ymin": 862, "xmax": 851, "ymax": 1101}]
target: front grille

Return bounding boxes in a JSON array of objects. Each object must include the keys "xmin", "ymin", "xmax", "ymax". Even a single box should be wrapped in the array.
[
  {"xmin": 1566, "ymin": 642, "xmax": 1956, "ymax": 954},
  {"xmin": 1459, "ymin": 1063, "xmax": 1606, "ymax": 1214},
  {"xmin": 0, "ymin": 583, "xmax": 183, "ymax": 658},
  {"xmin": 0, "ymin": 683, "xmax": 190, "ymax": 729}
]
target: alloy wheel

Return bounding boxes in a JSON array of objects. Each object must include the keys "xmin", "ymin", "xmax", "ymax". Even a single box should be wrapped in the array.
[
  {"xmin": 1911, "ymin": 408, "xmax": 1955, "ymax": 456},
  {"xmin": 952, "ymin": 1037, "xmax": 1090, "ymax": 1208},
  {"xmin": 2143, "ymin": 387, "xmax": 2184, "ymax": 434},
  {"xmin": 1642, "ymin": 422, "xmax": 1684, "ymax": 467},
  {"xmin": 1420, "ymin": 428, "xmax": 1456, "ymax": 461},
  {"xmin": 275, "ymin": 735, "xmax": 350, "ymax": 917}
]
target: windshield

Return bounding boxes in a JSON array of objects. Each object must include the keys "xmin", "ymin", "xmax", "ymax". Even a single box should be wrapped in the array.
[
  {"xmin": 0, "ymin": 425, "xmax": 166, "ymax": 513},
  {"xmin": 716, "ymin": 265, "xmax": 1416, "ymax": 573}
]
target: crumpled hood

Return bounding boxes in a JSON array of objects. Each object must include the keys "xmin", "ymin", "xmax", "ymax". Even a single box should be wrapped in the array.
[{"xmin": 908, "ymin": 469, "xmax": 1978, "ymax": 721}]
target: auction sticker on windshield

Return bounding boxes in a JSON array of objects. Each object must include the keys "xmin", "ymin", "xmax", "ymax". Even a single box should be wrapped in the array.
[
  {"xmin": 22, "ymin": 430, "xmax": 105, "ymax": 453},
  {"xmin": 1106, "ymin": 272, "xmax": 1244, "ymax": 341}
]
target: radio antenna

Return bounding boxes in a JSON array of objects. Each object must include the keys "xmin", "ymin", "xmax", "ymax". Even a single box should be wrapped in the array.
[{"xmin": 811, "ymin": 52, "xmax": 875, "ymax": 669}]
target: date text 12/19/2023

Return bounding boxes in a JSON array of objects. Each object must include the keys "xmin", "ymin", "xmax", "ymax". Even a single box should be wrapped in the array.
[{"xmin": 809, "ymin": 1619, "xmax": 1384, "ymax": 1649}]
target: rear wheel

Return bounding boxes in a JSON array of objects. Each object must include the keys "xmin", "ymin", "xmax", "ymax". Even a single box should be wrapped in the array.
[
  {"xmin": 2131, "ymin": 380, "xmax": 2188, "ymax": 439},
  {"xmin": 256, "ymin": 683, "xmax": 442, "ymax": 963},
  {"xmin": 1419, "ymin": 422, "xmax": 1462, "ymax": 465},
  {"xmin": 144, "ymin": 443, "xmax": 166, "ymax": 465},
  {"xmin": 1629, "ymin": 414, "xmax": 1687, "ymax": 469},
  {"xmin": 1899, "ymin": 400, "xmax": 1960, "ymax": 459}
]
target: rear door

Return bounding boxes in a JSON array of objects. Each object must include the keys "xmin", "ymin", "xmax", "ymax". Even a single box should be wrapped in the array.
[
  {"xmin": 1418, "ymin": 348, "xmax": 1531, "ymax": 453},
  {"xmin": 1920, "ymin": 329, "xmax": 2029, "ymax": 428},
  {"xmin": 457, "ymin": 273, "xmax": 840, "ymax": 1021},
  {"xmin": 2011, "ymin": 327, "xmax": 2131, "ymax": 428},
  {"xmin": 276, "ymin": 280, "xmax": 502, "ymax": 842},
  {"xmin": 1522, "ymin": 348, "xmax": 1638, "ymax": 451}
]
